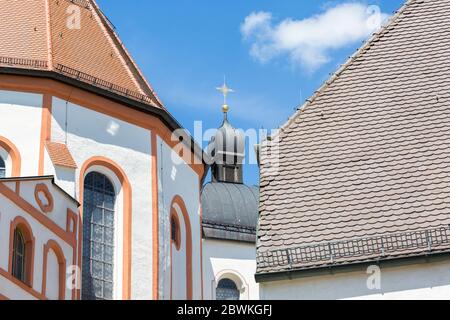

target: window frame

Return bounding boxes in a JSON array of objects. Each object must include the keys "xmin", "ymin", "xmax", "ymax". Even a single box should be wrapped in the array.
[
  {"xmin": 216, "ymin": 278, "xmax": 240, "ymax": 301},
  {"xmin": 9, "ymin": 217, "xmax": 35, "ymax": 288},
  {"xmin": 12, "ymin": 228, "xmax": 26, "ymax": 282},
  {"xmin": 81, "ymin": 171, "xmax": 117, "ymax": 301}
]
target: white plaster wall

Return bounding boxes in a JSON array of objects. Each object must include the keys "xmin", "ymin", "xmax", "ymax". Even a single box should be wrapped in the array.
[
  {"xmin": 260, "ymin": 260, "xmax": 450, "ymax": 300},
  {"xmin": 202, "ymin": 239, "xmax": 259, "ymax": 300},
  {"xmin": 50, "ymin": 97, "xmax": 154, "ymax": 300},
  {"xmin": 157, "ymin": 137, "xmax": 201, "ymax": 300},
  {"xmin": 18, "ymin": 179, "xmax": 72, "ymax": 231},
  {"xmin": 0, "ymin": 90, "xmax": 43, "ymax": 177},
  {"xmin": 45, "ymin": 249, "xmax": 59, "ymax": 300},
  {"xmin": 0, "ymin": 273, "xmax": 37, "ymax": 300},
  {"xmin": 0, "ymin": 180, "xmax": 77, "ymax": 300},
  {"xmin": 171, "ymin": 205, "xmax": 187, "ymax": 300}
]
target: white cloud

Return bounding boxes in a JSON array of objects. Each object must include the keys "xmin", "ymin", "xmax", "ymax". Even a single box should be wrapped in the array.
[{"xmin": 241, "ymin": 3, "xmax": 390, "ymax": 71}]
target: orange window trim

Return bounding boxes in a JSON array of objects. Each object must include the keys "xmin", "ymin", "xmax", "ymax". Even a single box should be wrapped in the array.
[
  {"xmin": 41, "ymin": 240, "xmax": 67, "ymax": 300},
  {"xmin": 170, "ymin": 195, "xmax": 193, "ymax": 300},
  {"xmin": 8, "ymin": 216, "xmax": 35, "ymax": 289},
  {"xmin": 0, "ymin": 183, "xmax": 76, "ymax": 247},
  {"xmin": 79, "ymin": 156, "xmax": 132, "ymax": 300},
  {"xmin": 0, "ymin": 136, "xmax": 22, "ymax": 177}
]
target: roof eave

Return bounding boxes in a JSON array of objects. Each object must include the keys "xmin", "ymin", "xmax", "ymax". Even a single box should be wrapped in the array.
[
  {"xmin": 255, "ymin": 250, "xmax": 450, "ymax": 283},
  {"xmin": 0, "ymin": 67, "xmax": 209, "ymax": 169}
]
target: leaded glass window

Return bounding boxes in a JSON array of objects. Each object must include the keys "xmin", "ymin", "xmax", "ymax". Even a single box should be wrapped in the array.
[
  {"xmin": 0, "ymin": 156, "xmax": 5, "ymax": 178},
  {"xmin": 216, "ymin": 279, "xmax": 240, "ymax": 300},
  {"xmin": 82, "ymin": 172, "xmax": 116, "ymax": 300},
  {"xmin": 12, "ymin": 228, "xmax": 26, "ymax": 283}
]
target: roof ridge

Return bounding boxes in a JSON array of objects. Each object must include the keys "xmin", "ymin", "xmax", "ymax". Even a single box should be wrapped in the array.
[
  {"xmin": 88, "ymin": 0, "xmax": 165, "ymax": 108},
  {"xmin": 275, "ymin": 0, "xmax": 417, "ymax": 141}
]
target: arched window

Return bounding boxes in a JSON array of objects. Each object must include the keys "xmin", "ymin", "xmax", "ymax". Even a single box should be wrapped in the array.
[
  {"xmin": 12, "ymin": 228, "xmax": 26, "ymax": 282},
  {"xmin": 171, "ymin": 215, "xmax": 181, "ymax": 250},
  {"xmin": 9, "ymin": 218, "xmax": 34, "ymax": 287},
  {"xmin": 216, "ymin": 278, "xmax": 240, "ymax": 300},
  {"xmin": 82, "ymin": 172, "xmax": 116, "ymax": 300},
  {"xmin": 0, "ymin": 155, "xmax": 5, "ymax": 178}
]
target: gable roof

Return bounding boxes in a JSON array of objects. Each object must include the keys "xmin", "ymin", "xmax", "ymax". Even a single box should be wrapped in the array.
[
  {"xmin": 0, "ymin": 0, "xmax": 162, "ymax": 108},
  {"xmin": 257, "ymin": 0, "xmax": 450, "ymax": 276}
]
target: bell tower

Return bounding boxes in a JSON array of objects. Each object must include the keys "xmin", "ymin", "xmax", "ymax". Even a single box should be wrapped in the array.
[{"xmin": 207, "ymin": 80, "xmax": 245, "ymax": 184}]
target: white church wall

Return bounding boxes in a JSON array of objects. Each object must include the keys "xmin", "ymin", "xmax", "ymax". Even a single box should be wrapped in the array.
[
  {"xmin": 45, "ymin": 249, "xmax": 60, "ymax": 300},
  {"xmin": 50, "ymin": 97, "xmax": 154, "ymax": 300},
  {"xmin": 171, "ymin": 204, "xmax": 187, "ymax": 300},
  {"xmin": 0, "ymin": 90, "xmax": 43, "ymax": 177},
  {"xmin": 202, "ymin": 239, "xmax": 259, "ymax": 300},
  {"xmin": 259, "ymin": 259, "xmax": 450, "ymax": 300},
  {"xmin": 0, "ymin": 272, "xmax": 37, "ymax": 300},
  {"xmin": 0, "ymin": 179, "xmax": 78, "ymax": 300},
  {"xmin": 18, "ymin": 179, "xmax": 69, "ymax": 231},
  {"xmin": 157, "ymin": 137, "xmax": 201, "ymax": 300}
]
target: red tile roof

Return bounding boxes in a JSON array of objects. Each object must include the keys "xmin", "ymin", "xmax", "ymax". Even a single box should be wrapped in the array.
[
  {"xmin": 0, "ymin": 0, "xmax": 163, "ymax": 108},
  {"xmin": 45, "ymin": 141, "xmax": 77, "ymax": 169}
]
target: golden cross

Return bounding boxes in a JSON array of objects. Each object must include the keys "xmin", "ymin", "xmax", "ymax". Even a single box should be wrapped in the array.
[{"xmin": 216, "ymin": 78, "xmax": 234, "ymax": 111}]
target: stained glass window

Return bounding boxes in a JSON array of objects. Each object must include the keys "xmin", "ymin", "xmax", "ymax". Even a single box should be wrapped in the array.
[
  {"xmin": 216, "ymin": 279, "xmax": 240, "ymax": 300},
  {"xmin": 82, "ymin": 172, "xmax": 115, "ymax": 300}
]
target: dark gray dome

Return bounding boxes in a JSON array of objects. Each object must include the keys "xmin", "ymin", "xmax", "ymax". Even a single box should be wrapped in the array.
[
  {"xmin": 201, "ymin": 182, "xmax": 259, "ymax": 243},
  {"xmin": 207, "ymin": 118, "xmax": 245, "ymax": 164}
]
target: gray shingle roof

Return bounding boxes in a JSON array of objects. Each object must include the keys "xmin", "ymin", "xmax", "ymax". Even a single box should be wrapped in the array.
[{"xmin": 257, "ymin": 0, "xmax": 450, "ymax": 275}]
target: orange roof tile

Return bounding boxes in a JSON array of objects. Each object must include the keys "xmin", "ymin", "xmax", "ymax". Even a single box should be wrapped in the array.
[
  {"xmin": 45, "ymin": 141, "xmax": 77, "ymax": 169},
  {"xmin": 0, "ymin": 0, "xmax": 163, "ymax": 108}
]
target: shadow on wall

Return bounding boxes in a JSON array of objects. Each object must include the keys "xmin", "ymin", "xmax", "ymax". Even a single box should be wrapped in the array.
[
  {"xmin": 261, "ymin": 260, "xmax": 450, "ymax": 300},
  {"xmin": 52, "ymin": 98, "xmax": 150, "ymax": 155}
]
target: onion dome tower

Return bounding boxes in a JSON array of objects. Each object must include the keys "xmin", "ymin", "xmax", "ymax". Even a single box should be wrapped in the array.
[
  {"xmin": 207, "ymin": 83, "xmax": 245, "ymax": 184},
  {"xmin": 202, "ymin": 80, "xmax": 259, "ymax": 242}
]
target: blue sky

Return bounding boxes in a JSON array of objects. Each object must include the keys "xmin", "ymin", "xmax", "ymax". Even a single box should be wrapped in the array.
[{"xmin": 97, "ymin": 0, "xmax": 404, "ymax": 186}]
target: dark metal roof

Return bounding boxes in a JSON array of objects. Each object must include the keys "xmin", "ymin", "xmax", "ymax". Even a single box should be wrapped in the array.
[{"xmin": 201, "ymin": 182, "xmax": 259, "ymax": 243}]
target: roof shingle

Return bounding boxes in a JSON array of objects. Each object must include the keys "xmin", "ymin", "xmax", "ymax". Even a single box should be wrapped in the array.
[
  {"xmin": 0, "ymin": 0, "xmax": 163, "ymax": 108},
  {"xmin": 257, "ymin": 0, "xmax": 450, "ymax": 274}
]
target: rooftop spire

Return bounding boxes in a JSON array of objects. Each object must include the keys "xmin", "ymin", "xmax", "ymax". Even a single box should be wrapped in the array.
[{"xmin": 216, "ymin": 76, "xmax": 234, "ymax": 114}]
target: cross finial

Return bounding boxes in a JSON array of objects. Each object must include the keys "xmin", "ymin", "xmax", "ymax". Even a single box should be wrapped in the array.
[{"xmin": 216, "ymin": 76, "xmax": 234, "ymax": 113}]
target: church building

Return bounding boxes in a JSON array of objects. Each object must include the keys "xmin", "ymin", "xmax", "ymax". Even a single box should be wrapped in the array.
[
  {"xmin": 201, "ymin": 100, "xmax": 259, "ymax": 300},
  {"xmin": 256, "ymin": 0, "xmax": 450, "ymax": 300},
  {"xmin": 0, "ymin": 0, "xmax": 260, "ymax": 301},
  {"xmin": 0, "ymin": 0, "xmax": 219, "ymax": 300}
]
